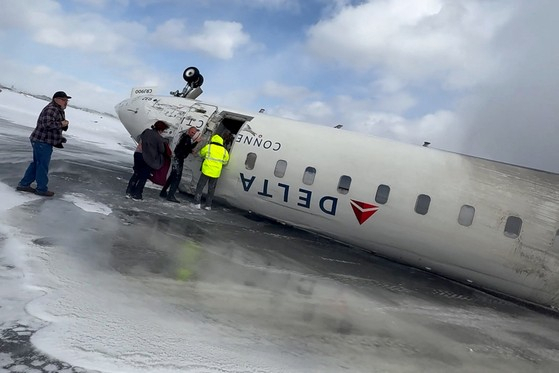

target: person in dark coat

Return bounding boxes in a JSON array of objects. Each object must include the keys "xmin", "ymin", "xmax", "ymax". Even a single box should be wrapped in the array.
[
  {"xmin": 126, "ymin": 120, "xmax": 170, "ymax": 200},
  {"xmin": 159, "ymin": 126, "xmax": 201, "ymax": 203},
  {"xmin": 16, "ymin": 91, "xmax": 71, "ymax": 197}
]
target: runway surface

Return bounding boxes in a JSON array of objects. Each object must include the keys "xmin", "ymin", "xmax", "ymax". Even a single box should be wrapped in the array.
[{"xmin": 1, "ymin": 115, "xmax": 559, "ymax": 372}]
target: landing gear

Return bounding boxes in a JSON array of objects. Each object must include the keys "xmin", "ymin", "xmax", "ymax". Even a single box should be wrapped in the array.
[
  {"xmin": 171, "ymin": 67, "xmax": 205, "ymax": 98},
  {"xmin": 190, "ymin": 74, "xmax": 204, "ymax": 88},
  {"xmin": 182, "ymin": 67, "xmax": 200, "ymax": 83}
]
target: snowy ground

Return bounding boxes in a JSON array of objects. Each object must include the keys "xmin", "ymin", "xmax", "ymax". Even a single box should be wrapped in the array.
[{"xmin": 1, "ymin": 89, "xmax": 559, "ymax": 373}]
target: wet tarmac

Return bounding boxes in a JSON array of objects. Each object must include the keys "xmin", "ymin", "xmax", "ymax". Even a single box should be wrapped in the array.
[{"xmin": 1, "ymin": 116, "xmax": 559, "ymax": 372}]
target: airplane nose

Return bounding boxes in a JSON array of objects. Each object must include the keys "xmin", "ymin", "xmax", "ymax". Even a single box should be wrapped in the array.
[
  {"xmin": 114, "ymin": 100, "xmax": 125, "ymax": 118},
  {"xmin": 115, "ymin": 98, "xmax": 145, "ymax": 141},
  {"xmin": 115, "ymin": 99, "xmax": 133, "ymax": 117}
]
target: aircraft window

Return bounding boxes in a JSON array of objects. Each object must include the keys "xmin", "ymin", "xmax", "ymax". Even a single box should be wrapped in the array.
[
  {"xmin": 553, "ymin": 230, "xmax": 559, "ymax": 252},
  {"xmin": 302, "ymin": 167, "xmax": 316, "ymax": 185},
  {"xmin": 414, "ymin": 194, "xmax": 431, "ymax": 215},
  {"xmin": 458, "ymin": 205, "xmax": 475, "ymax": 226},
  {"xmin": 375, "ymin": 184, "xmax": 390, "ymax": 204},
  {"xmin": 504, "ymin": 216, "xmax": 522, "ymax": 239},
  {"xmin": 245, "ymin": 152, "xmax": 257, "ymax": 170},
  {"xmin": 274, "ymin": 160, "xmax": 287, "ymax": 178},
  {"xmin": 337, "ymin": 175, "xmax": 352, "ymax": 194}
]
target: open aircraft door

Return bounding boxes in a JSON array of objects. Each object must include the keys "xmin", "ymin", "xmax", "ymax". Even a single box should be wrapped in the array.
[
  {"xmin": 165, "ymin": 102, "xmax": 217, "ymax": 144},
  {"xmin": 177, "ymin": 108, "xmax": 253, "ymax": 195},
  {"xmin": 173, "ymin": 102, "xmax": 219, "ymax": 194}
]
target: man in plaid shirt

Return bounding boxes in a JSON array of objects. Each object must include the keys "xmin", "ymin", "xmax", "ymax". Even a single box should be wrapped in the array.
[{"xmin": 16, "ymin": 91, "xmax": 71, "ymax": 197}]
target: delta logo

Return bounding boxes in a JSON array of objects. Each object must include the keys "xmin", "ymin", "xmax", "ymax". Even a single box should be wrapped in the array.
[{"xmin": 350, "ymin": 199, "xmax": 379, "ymax": 225}]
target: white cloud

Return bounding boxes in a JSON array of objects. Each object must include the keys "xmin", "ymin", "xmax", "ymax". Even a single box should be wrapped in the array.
[
  {"xmin": 261, "ymin": 81, "xmax": 315, "ymax": 101},
  {"xmin": 0, "ymin": 58, "xmax": 125, "ymax": 115},
  {"xmin": 151, "ymin": 19, "xmax": 251, "ymax": 59},
  {"xmin": 31, "ymin": 65, "xmax": 54, "ymax": 75},
  {"xmin": 71, "ymin": 0, "xmax": 130, "ymax": 8},
  {"xmin": 347, "ymin": 109, "xmax": 458, "ymax": 150},
  {"xmin": 34, "ymin": 16, "xmax": 145, "ymax": 56},
  {"xmin": 0, "ymin": 1, "xmax": 61, "ymax": 29},
  {"xmin": 232, "ymin": 0, "xmax": 300, "ymax": 11},
  {"xmin": 0, "ymin": 1, "xmax": 162, "ymax": 107},
  {"xmin": 442, "ymin": 0, "xmax": 559, "ymax": 172},
  {"xmin": 375, "ymin": 91, "xmax": 416, "ymax": 114},
  {"xmin": 302, "ymin": 100, "xmax": 334, "ymax": 120},
  {"xmin": 306, "ymin": 0, "xmax": 515, "ymax": 88},
  {"xmin": 0, "ymin": 1, "xmax": 145, "ymax": 55},
  {"xmin": 190, "ymin": 21, "xmax": 251, "ymax": 59},
  {"xmin": 295, "ymin": 0, "xmax": 559, "ymax": 172}
]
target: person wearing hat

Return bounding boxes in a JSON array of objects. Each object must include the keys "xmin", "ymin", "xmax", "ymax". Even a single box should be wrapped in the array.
[
  {"xmin": 159, "ymin": 126, "xmax": 202, "ymax": 203},
  {"xmin": 126, "ymin": 120, "xmax": 171, "ymax": 200},
  {"xmin": 16, "ymin": 91, "xmax": 72, "ymax": 197}
]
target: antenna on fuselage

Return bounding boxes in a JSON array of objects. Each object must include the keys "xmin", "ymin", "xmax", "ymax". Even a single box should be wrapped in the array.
[{"xmin": 170, "ymin": 66, "xmax": 204, "ymax": 99}]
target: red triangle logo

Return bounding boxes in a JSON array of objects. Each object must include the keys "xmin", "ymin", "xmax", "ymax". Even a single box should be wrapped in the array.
[{"xmin": 350, "ymin": 199, "xmax": 379, "ymax": 225}]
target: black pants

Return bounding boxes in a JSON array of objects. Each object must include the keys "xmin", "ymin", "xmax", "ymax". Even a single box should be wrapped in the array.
[
  {"xmin": 161, "ymin": 157, "xmax": 184, "ymax": 198},
  {"xmin": 126, "ymin": 152, "xmax": 152, "ymax": 199}
]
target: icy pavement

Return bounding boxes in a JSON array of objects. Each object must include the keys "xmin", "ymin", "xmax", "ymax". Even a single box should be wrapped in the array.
[{"xmin": 1, "ymin": 95, "xmax": 559, "ymax": 372}]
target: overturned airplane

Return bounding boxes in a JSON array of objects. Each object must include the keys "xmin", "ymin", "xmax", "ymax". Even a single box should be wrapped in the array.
[{"xmin": 115, "ymin": 67, "xmax": 559, "ymax": 311}]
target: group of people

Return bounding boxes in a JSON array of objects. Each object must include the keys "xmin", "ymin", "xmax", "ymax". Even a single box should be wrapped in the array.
[{"xmin": 16, "ymin": 90, "xmax": 231, "ymax": 211}]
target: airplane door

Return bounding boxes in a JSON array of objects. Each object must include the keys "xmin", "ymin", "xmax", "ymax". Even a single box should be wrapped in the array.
[
  {"xmin": 176, "ymin": 109, "xmax": 252, "ymax": 196},
  {"xmin": 182, "ymin": 102, "xmax": 217, "ymax": 132},
  {"xmin": 166, "ymin": 102, "xmax": 217, "ymax": 145}
]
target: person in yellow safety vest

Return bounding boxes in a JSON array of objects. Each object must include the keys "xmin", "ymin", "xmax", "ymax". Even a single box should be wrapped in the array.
[{"xmin": 193, "ymin": 133, "xmax": 230, "ymax": 210}]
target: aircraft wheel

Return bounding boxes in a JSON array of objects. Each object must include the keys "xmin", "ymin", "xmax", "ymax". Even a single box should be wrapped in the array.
[
  {"xmin": 183, "ymin": 67, "xmax": 200, "ymax": 83},
  {"xmin": 191, "ymin": 74, "xmax": 204, "ymax": 88}
]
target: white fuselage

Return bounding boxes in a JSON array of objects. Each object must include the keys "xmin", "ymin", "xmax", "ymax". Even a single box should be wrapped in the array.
[{"xmin": 115, "ymin": 94, "xmax": 559, "ymax": 310}]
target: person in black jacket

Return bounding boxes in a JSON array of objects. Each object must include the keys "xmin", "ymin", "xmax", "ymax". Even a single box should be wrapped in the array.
[
  {"xmin": 159, "ymin": 126, "xmax": 201, "ymax": 203},
  {"xmin": 126, "ymin": 120, "xmax": 170, "ymax": 200}
]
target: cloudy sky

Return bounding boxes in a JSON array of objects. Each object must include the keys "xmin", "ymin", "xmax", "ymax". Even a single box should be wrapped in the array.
[{"xmin": 0, "ymin": 0, "xmax": 557, "ymax": 172}]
